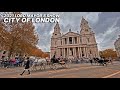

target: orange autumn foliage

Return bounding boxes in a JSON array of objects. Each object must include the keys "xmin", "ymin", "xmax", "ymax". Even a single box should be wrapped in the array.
[{"xmin": 99, "ymin": 48, "xmax": 117, "ymax": 59}]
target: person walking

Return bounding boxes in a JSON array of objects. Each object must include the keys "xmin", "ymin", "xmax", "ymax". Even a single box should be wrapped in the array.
[{"xmin": 20, "ymin": 57, "xmax": 30, "ymax": 75}]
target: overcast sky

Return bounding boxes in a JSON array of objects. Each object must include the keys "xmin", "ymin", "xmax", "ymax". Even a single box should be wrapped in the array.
[
  {"xmin": 1, "ymin": 12, "xmax": 120, "ymax": 52},
  {"xmin": 26, "ymin": 12, "xmax": 120, "ymax": 52}
]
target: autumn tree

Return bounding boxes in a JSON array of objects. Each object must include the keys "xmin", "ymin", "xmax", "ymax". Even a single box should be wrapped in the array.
[
  {"xmin": 0, "ymin": 12, "xmax": 49, "ymax": 59},
  {"xmin": 0, "ymin": 12, "xmax": 39, "ymax": 59},
  {"xmin": 43, "ymin": 53, "xmax": 49, "ymax": 58},
  {"xmin": 0, "ymin": 20, "xmax": 5, "ymax": 48},
  {"xmin": 28, "ymin": 46, "xmax": 49, "ymax": 58},
  {"xmin": 99, "ymin": 48, "xmax": 117, "ymax": 59},
  {"xmin": 30, "ymin": 47, "xmax": 43, "ymax": 57},
  {"xmin": 0, "ymin": 19, "xmax": 10, "ymax": 50}
]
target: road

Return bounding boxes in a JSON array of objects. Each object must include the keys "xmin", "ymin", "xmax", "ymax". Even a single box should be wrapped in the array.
[{"xmin": 0, "ymin": 61, "xmax": 120, "ymax": 78}]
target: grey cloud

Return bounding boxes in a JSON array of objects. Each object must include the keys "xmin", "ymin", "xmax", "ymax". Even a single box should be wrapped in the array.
[
  {"xmin": 33, "ymin": 12, "xmax": 120, "ymax": 52},
  {"xmin": 1, "ymin": 12, "xmax": 119, "ymax": 52}
]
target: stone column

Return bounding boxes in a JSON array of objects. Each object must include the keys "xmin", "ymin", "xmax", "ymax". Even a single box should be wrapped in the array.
[
  {"xmin": 63, "ymin": 48, "xmax": 65, "ymax": 58},
  {"xmin": 92, "ymin": 47, "xmax": 94, "ymax": 58},
  {"xmin": 85, "ymin": 47, "xmax": 87, "ymax": 58},
  {"xmin": 86, "ymin": 48, "xmax": 88, "ymax": 58},
  {"xmin": 79, "ymin": 47, "xmax": 81, "ymax": 58},
  {"xmin": 94, "ymin": 48, "xmax": 96, "ymax": 58},
  {"xmin": 85, "ymin": 48, "xmax": 87, "ymax": 58},
  {"xmin": 84, "ymin": 47, "xmax": 86, "ymax": 57},
  {"xmin": 57, "ymin": 48, "xmax": 60, "ymax": 57},
  {"xmin": 62, "ymin": 48, "xmax": 64, "ymax": 57},
  {"xmin": 55, "ymin": 49, "xmax": 57, "ymax": 57},
  {"xmin": 68, "ymin": 48, "xmax": 70, "ymax": 56},
  {"xmin": 67, "ymin": 48, "xmax": 69, "ymax": 57},
  {"xmin": 67, "ymin": 37, "xmax": 69, "ymax": 44},
  {"xmin": 73, "ymin": 48, "xmax": 75, "ymax": 57},
  {"xmin": 78, "ymin": 47, "xmax": 79, "ymax": 58},
  {"xmin": 74, "ymin": 47, "xmax": 76, "ymax": 57}
]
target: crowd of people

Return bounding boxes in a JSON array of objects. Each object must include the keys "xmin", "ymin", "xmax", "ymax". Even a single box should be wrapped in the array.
[
  {"xmin": 0, "ymin": 55, "xmax": 115, "ymax": 76},
  {"xmin": 0, "ymin": 57, "xmax": 33, "ymax": 68},
  {"xmin": 0, "ymin": 55, "xmax": 114, "ymax": 69}
]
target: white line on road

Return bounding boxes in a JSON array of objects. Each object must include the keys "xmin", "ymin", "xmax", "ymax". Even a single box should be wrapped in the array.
[
  {"xmin": 10, "ymin": 65, "xmax": 99, "ymax": 78},
  {"xmin": 102, "ymin": 71, "xmax": 120, "ymax": 78},
  {"xmin": 49, "ymin": 72, "xmax": 78, "ymax": 78}
]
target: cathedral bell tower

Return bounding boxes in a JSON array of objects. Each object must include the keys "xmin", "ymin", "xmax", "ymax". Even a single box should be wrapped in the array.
[
  {"xmin": 80, "ymin": 16, "xmax": 99, "ymax": 58},
  {"xmin": 80, "ymin": 16, "xmax": 96, "ymax": 44},
  {"xmin": 52, "ymin": 22, "xmax": 61, "ymax": 38},
  {"xmin": 50, "ymin": 22, "xmax": 61, "ymax": 58},
  {"xmin": 80, "ymin": 16, "xmax": 92, "ymax": 34}
]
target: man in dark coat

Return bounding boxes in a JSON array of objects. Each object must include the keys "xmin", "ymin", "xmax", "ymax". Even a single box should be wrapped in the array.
[{"xmin": 20, "ymin": 57, "xmax": 30, "ymax": 75}]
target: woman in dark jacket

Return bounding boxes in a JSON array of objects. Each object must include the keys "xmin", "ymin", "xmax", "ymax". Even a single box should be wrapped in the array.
[{"xmin": 20, "ymin": 57, "xmax": 30, "ymax": 75}]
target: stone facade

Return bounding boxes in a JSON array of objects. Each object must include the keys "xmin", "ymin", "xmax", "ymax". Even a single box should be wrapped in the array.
[
  {"xmin": 50, "ymin": 17, "xmax": 99, "ymax": 59},
  {"xmin": 114, "ymin": 35, "xmax": 120, "ymax": 57}
]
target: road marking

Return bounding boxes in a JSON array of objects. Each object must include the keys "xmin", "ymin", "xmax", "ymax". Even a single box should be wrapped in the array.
[
  {"xmin": 102, "ymin": 71, "xmax": 120, "ymax": 78},
  {"xmin": 49, "ymin": 72, "xmax": 81, "ymax": 78},
  {"xmin": 8, "ymin": 65, "xmax": 98, "ymax": 78}
]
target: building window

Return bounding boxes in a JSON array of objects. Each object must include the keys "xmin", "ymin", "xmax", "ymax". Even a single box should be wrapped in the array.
[
  {"xmin": 75, "ymin": 37, "xmax": 77, "ymax": 44},
  {"xmin": 55, "ymin": 34, "xmax": 57, "ymax": 35},
  {"xmin": 80, "ymin": 37, "xmax": 82, "ymax": 43},
  {"xmin": 61, "ymin": 40, "xmax": 62, "ymax": 45},
  {"xmin": 65, "ymin": 38, "xmax": 67, "ymax": 44},
  {"xmin": 69, "ymin": 37, "xmax": 72, "ymax": 44}
]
